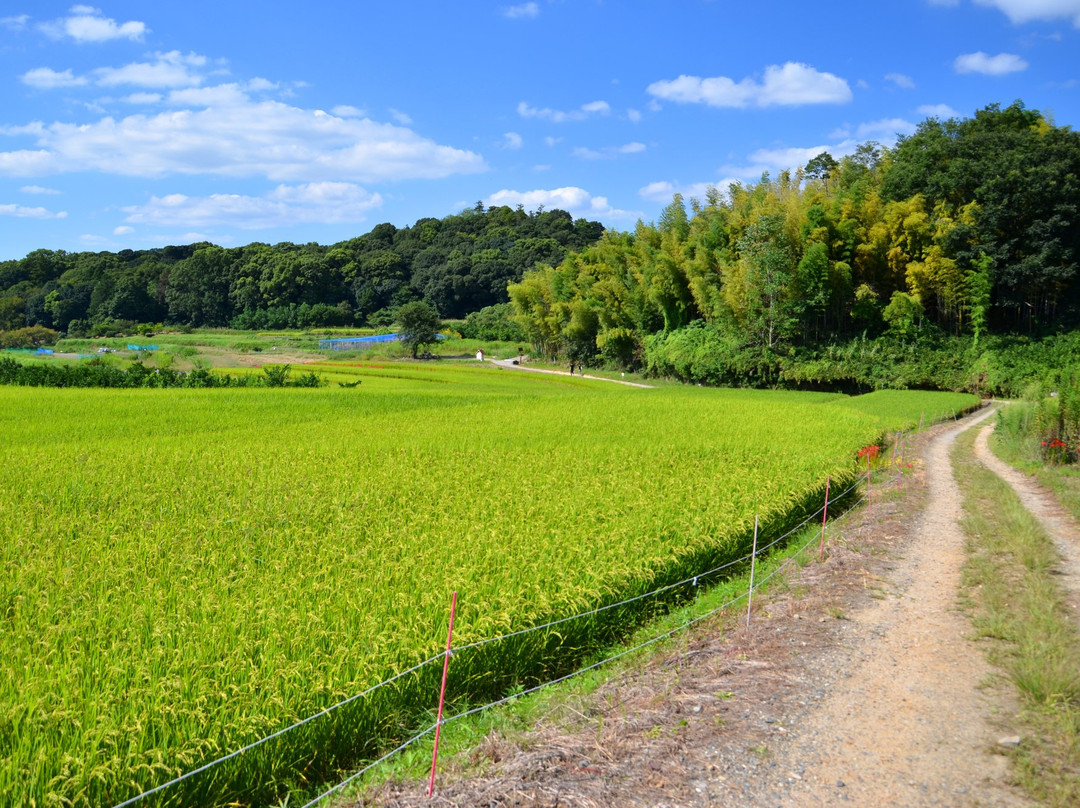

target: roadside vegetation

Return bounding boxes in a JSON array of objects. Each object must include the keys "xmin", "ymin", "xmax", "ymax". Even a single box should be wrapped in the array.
[
  {"xmin": 954, "ymin": 427, "xmax": 1080, "ymax": 807},
  {"xmin": 991, "ymin": 368, "xmax": 1080, "ymax": 521}
]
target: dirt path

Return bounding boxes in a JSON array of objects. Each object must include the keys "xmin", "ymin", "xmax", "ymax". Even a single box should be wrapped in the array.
[
  {"xmin": 971, "ymin": 421, "xmax": 1080, "ymax": 622},
  {"xmin": 766, "ymin": 406, "xmax": 1030, "ymax": 807},
  {"xmin": 487, "ymin": 358, "xmax": 653, "ymax": 388},
  {"xmin": 361, "ymin": 408, "xmax": 1040, "ymax": 807}
]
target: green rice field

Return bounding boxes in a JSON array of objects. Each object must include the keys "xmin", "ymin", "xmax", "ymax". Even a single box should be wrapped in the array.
[{"xmin": 0, "ymin": 363, "xmax": 978, "ymax": 806}]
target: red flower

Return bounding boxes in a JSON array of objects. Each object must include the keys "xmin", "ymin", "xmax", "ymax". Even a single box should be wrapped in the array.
[
  {"xmin": 1049, "ymin": 439, "xmax": 1067, "ymax": 449},
  {"xmin": 857, "ymin": 445, "xmax": 881, "ymax": 459}
]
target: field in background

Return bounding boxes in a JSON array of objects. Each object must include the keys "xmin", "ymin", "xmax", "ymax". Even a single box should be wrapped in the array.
[{"xmin": 0, "ymin": 366, "xmax": 977, "ymax": 806}]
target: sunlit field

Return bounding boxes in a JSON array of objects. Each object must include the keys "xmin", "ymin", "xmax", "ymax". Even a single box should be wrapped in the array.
[{"xmin": 0, "ymin": 364, "xmax": 977, "ymax": 806}]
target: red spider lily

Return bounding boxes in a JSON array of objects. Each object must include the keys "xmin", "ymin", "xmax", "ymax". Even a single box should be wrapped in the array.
[
  {"xmin": 857, "ymin": 445, "xmax": 881, "ymax": 459},
  {"xmin": 1049, "ymin": 439, "xmax": 1067, "ymax": 449}
]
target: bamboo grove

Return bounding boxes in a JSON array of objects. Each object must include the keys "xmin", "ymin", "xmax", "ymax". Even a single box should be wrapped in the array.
[{"xmin": 508, "ymin": 102, "xmax": 1080, "ymax": 375}]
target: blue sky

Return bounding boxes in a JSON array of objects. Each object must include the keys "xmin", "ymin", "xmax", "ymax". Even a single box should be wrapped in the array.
[{"xmin": 1, "ymin": 1, "xmax": 1078, "ymax": 261}]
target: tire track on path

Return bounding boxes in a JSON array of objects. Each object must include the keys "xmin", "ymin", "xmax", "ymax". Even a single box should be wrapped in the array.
[
  {"xmin": 773, "ymin": 405, "xmax": 1031, "ymax": 807},
  {"xmin": 972, "ymin": 421, "xmax": 1080, "ymax": 621}
]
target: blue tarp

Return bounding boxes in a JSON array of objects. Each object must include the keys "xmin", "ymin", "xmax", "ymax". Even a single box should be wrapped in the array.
[{"xmin": 318, "ymin": 333, "xmax": 401, "ymax": 350}]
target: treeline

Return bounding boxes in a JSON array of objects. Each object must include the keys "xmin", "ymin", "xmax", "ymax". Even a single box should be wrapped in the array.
[
  {"xmin": 0, "ymin": 206, "xmax": 604, "ymax": 334},
  {"xmin": 0, "ymin": 357, "xmax": 322, "ymax": 389},
  {"xmin": 509, "ymin": 102, "xmax": 1080, "ymax": 390}
]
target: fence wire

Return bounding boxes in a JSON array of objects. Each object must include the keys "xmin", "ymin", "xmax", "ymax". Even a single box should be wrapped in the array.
[{"xmin": 113, "ymin": 440, "xmax": 919, "ymax": 808}]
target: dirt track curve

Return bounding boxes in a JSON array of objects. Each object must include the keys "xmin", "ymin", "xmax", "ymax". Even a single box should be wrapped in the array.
[{"xmin": 362, "ymin": 405, "xmax": 1079, "ymax": 808}]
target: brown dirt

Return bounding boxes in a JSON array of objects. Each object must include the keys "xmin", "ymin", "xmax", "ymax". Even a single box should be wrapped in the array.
[{"xmin": 354, "ymin": 407, "xmax": 1039, "ymax": 808}]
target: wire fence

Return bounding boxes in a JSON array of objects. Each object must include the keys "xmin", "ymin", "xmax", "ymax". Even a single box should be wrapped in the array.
[{"xmin": 112, "ymin": 413, "xmax": 960, "ymax": 808}]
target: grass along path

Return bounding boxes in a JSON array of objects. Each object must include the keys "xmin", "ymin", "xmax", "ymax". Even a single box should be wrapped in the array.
[
  {"xmin": 954, "ymin": 424, "xmax": 1080, "ymax": 807},
  {"xmin": 972, "ymin": 421, "xmax": 1080, "ymax": 622}
]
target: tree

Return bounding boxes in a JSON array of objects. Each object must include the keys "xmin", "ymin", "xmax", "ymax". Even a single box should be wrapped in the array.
[
  {"xmin": 804, "ymin": 152, "xmax": 839, "ymax": 191},
  {"xmin": 396, "ymin": 301, "xmax": 442, "ymax": 358}
]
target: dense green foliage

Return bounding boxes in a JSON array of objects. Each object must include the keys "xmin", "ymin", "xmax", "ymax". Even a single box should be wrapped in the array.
[
  {"xmin": 0, "ymin": 371, "xmax": 974, "ymax": 807},
  {"xmin": 395, "ymin": 301, "xmax": 443, "ymax": 358},
  {"xmin": 642, "ymin": 326, "xmax": 1080, "ymax": 397},
  {"xmin": 995, "ymin": 368, "xmax": 1080, "ymax": 464},
  {"xmin": 0, "ymin": 206, "xmax": 604, "ymax": 333},
  {"xmin": 0, "ymin": 356, "xmax": 322, "ymax": 388},
  {"xmin": 509, "ymin": 102, "xmax": 1080, "ymax": 390}
]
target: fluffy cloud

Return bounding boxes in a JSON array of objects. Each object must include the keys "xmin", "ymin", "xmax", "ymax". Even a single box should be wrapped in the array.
[
  {"xmin": 0, "ymin": 92, "xmax": 486, "ymax": 182},
  {"xmin": 21, "ymin": 68, "xmax": 89, "ymax": 89},
  {"xmin": 24, "ymin": 51, "xmax": 210, "ymax": 91},
  {"xmin": 639, "ymin": 180, "xmax": 738, "ymax": 203},
  {"xmin": 40, "ymin": 6, "xmax": 147, "ymax": 43},
  {"xmin": 122, "ymin": 182, "xmax": 383, "ymax": 229},
  {"xmin": 517, "ymin": 100, "xmax": 611, "ymax": 122},
  {"xmin": 502, "ymin": 132, "xmax": 523, "ymax": 149},
  {"xmin": 20, "ymin": 185, "xmax": 61, "ymax": 194},
  {"xmin": 0, "ymin": 203, "xmax": 67, "ymax": 219},
  {"xmin": 647, "ymin": 62, "xmax": 852, "ymax": 108},
  {"xmin": 501, "ymin": 3, "xmax": 539, "ymax": 19},
  {"xmin": 1, "ymin": 15, "xmax": 29, "ymax": 31},
  {"xmin": 484, "ymin": 187, "xmax": 642, "ymax": 221},
  {"xmin": 885, "ymin": 72, "xmax": 916, "ymax": 89},
  {"xmin": 573, "ymin": 142, "xmax": 646, "ymax": 160},
  {"xmin": 954, "ymin": 51, "xmax": 1028, "ymax": 74},
  {"xmin": 93, "ymin": 51, "xmax": 208, "ymax": 89},
  {"xmin": 973, "ymin": 0, "xmax": 1080, "ymax": 26},
  {"xmin": 854, "ymin": 117, "xmax": 917, "ymax": 139},
  {"xmin": 917, "ymin": 103, "xmax": 961, "ymax": 118}
]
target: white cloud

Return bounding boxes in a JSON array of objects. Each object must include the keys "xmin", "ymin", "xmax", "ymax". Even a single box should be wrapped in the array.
[
  {"xmin": 113, "ymin": 225, "xmax": 133, "ymax": 235},
  {"xmin": 93, "ymin": 51, "xmax": 208, "ymax": 89},
  {"xmin": 0, "ymin": 91, "xmax": 487, "ymax": 182},
  {"xmin": 572, "ymin": 142, "xmax": 646, "ymax": 160},
  {"xmin": 1, "ymin": 14, "xmax": 30, "ymax": 31},
  {"xmin": 122, "ymin": 92, "xmax": 163, "ymax": 104},
  {"xmin": 639, "ymin": 180, "xmax": 737, "ymax": 203},
  {"xmin": 885, "ymin": 72, "xmax": 916, "ymax": 89},
  {"xmin": 544, "ymin": 136, "xmax": 563, "ymax": 147},
  {"xmin": 501, "ymin": 2, "xmax": 539, "ymax": 19},
  {"xmin": 20, "ymin": 185, "xmax": 61, "ymax": 194},
  {"xmin": 917, "ymin": 103, "xmax": 961, "ymax": 118},
  {"xmin": 647, "ymin": 62, "xmax": 852, "ymax": 108},
  {"xmin": 389, "ymin": 108, "xmax": 412, "ymax": 125},
  {"xmin": 502, "ymin": 132, "xmax": 523, "ymax": 150},
  {"xmin": 331, "ymin": 105, "xmax": 366, "ymax": 118},
  {"xmin": 973, "ymin": 0, "xmax": 1080, "ymax": 26},
  {"xmin": 21, "ymin": 67, "xmax": 89, "ymax": 89},
  {"xmin": 484, "ymin": 187, "xmax": 641, "ymax": 221},
  {"xmin": 517, "ymin": 100, "xmax": 611, "ymax": 122},
  {"xmin": 626, "ymin": 108, "xmax": 643, "ymax": 123},
  {"xmin": 40, "ymin": 6, "xmax": 147, "ymax": 43},
  {"xmin": 0, "ymin": 203, "xmax": 67, "ymax": 219},
  {"xmin": 122, "ymin": 182, "xmax": 384, "ymax": 229},
  {"xmin": 855, "ymin": 117, "xmax": 917, "ymax": 139},
  {"xmin": 954, "ymin": 51, "xmax": 1028, "ymax": 75}
]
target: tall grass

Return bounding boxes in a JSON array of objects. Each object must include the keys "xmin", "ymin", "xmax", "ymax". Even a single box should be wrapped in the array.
[{"xmin": 954, "ymin": 429, "xmax": 1080, "ymax": 807}]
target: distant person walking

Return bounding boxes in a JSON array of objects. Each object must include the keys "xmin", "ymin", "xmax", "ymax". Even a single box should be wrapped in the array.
[
  {"xmin": 476, "ymin": 349, "xmax": 485, "ymax": 362},
  {"xmin": 569, "ymin": 361, "xmax": 575, "ymax": 376}
]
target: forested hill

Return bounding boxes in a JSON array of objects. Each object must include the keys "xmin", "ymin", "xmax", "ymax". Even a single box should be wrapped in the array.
[
  {"xmin": 0, "ymin": 205, "xmax": 604, "ymax": 333},
  {"xmin": 509, "ymin": 102, "xmax": 1080, "ymax": 373}
]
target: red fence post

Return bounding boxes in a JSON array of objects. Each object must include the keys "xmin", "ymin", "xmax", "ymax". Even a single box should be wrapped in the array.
[
  {"xmin": 428, "ymin": 591, "xmax": 458, "ymax": 798},
  {"xmin": 818, "ymin": 476, "xmax": 830, "ymax": 563}
]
